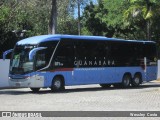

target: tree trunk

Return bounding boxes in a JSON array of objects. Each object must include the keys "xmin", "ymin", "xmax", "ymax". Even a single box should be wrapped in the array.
[
  {"xmin": 49, "ymin": 0, "xmax": 57, "ymax": 34},
  {"xmin": 146, "ymin": 0, "xmax": 151, "ymax": 40},
  {"xmin": 78, "ymin": 0, "xmax": 81, "ymax": 35},
  {"xmin": 147, "ymin": 20, "xmax": 151, "ymax": 40}
]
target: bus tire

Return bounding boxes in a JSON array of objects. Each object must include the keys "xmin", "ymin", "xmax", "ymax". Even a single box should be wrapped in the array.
[
  {"xmin": 121, "ymin": 74, "xmax": 131, "ymax": 88},
  {"xmin": 131, "ymin": 73, "xmax": 141, "ymax": 87},
  {"xmin": 30, "ymin": 88, "xmax": 40, "ymax": 93},
  {"xmin": 51, "ymin": 76, "xmax": 65, "ymax": 92},
  {"xmin": 100, "ymin": 84, "xmax": 111, "ymax": 88}
]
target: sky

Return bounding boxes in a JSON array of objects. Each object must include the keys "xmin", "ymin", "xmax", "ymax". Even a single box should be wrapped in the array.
[{"xmin": 74, "ymin": 0, "xmax": 98, "ymax": 18}]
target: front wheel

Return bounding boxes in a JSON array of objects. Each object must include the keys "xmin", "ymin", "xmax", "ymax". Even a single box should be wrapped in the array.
[
  {"xmin": 51, "ymin": 77, "xmax": 65, "ymax": 92},
  {"xmin": 30, "ymin": 88, "xmax": 40, "ymax": 93}
]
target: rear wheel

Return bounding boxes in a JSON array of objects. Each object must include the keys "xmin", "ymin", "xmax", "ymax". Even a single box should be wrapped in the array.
[
  {"xmin": 51, "ymin": 76, "xmax": 65, "ymax": 92},
  {"xmin": 30, "ymin": 88, "xmax": 40, "ymax": 93},
  {"xmin": 100, "ymin": 84, "xmax": 111, "ymax": 88},
  {"xmin": 131, "ymin": 74, "xmax": 141, "ymax": 87},
  {"xmin": 121, "ymin": 74, "xmax": 131, "ymax": 88}
]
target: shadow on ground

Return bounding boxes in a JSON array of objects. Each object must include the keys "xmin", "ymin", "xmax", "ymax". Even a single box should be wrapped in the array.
[{"xmin": 0, "ymin": 82, "xmax": 160, "ymax": 95}]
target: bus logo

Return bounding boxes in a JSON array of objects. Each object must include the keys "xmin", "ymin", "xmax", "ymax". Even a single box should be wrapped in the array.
[{"xmin": 2, "ymin": 112, "xmax": 11, "ymax": 117}]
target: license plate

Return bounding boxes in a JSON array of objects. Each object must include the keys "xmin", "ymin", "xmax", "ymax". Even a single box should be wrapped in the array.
[{"xmin": 15, "ymin": 83, "xmax": 20, "ymax": 87}]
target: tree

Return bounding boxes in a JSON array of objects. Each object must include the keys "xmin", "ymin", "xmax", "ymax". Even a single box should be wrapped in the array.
[
  {"xmin": 69, "ymin": 0, "xmax": 91, "ymax": 35},
  {"xmin": 123, "ymin": 0, "xmax": 160, "ymax": 40},
  {"xmin": 78, "ymin": 0, "xmax": 81, "ymax": 35},
  {"xmin": 49, "ymin": 0, "xmax": 91, "ymax": 35},
  {"xmin": 49, "ymin": 0, "xmax": 57, "ymax": 34},
  {"xmin": 82, "ymin": 0, "xmax": 131, "ymax": 38},
  {"xmin": 82, "ymin": 1, "xmax": 107, "ymax": 36},
  {"xmin": 82, "ymin": 0, "xmax": 160, "ymax": 41},
  {"xmin": 0, "ymin": 0, "xmax": 52, "ymax": 58}
]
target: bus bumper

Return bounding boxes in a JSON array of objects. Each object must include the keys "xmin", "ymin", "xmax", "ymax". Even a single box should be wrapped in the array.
[{"xmin": 8, "ymin": 75, "xmax": 44, "ymax": 88}]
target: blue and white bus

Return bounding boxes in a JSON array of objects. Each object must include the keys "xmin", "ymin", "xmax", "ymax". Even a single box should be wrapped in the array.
[{"xmin": 4, "ymin": 35, "xmax": 157, "ymax": 92}]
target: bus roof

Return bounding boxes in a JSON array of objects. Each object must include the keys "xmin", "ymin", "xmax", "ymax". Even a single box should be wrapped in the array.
[{"xmin": 17, "ymin": 34, "xmax": 155, "ymax": 45}]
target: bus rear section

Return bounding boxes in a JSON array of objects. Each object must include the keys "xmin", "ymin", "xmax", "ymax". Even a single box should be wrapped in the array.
[{"xmin": 48, "ymin": 39, "xmax": 157, "ymax": 89}]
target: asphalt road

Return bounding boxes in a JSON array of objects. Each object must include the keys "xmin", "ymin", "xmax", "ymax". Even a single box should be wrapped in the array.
[{"xmin": 0, "ymin": 81, "xmax": 160, "ymax": 119}]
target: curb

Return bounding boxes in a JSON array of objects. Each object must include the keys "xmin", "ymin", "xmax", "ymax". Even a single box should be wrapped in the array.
[{"xmin": 152, "ymin": 80, "xmax": 160, "ymax": 83}]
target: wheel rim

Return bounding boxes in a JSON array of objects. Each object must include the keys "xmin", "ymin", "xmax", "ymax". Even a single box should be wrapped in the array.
[
  {"xmin": 124, "ymin": 76, "xmax": 130, "ymax": 86},
  {"xmin": 54, "ymin": 80, "xmax": 61, "ymax": 89},
  {"xmin": 134, "ymin": 77, "xmax": 140, "ymax": 84}
]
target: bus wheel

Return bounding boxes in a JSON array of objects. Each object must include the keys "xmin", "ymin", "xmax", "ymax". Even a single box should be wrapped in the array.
[
  {"xmin": 51, "ymin": 77, "xmax": 65, "ymax": 92},
  {"xmin": 132, "ymin": 74, "xmax": 141, "ymax": 87},
  {"xmin": 121, "ymin": 74, "xmax": 131, "ymax": 88},
  {"xmin": 30, "ymin": 88, "xmax": 40, "ymax": 93},
  {"xmin": 100, "ymin": 84, "xmax": 111, "ymax": 88}
]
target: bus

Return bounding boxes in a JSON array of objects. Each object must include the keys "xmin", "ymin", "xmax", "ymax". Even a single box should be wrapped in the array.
[{"xmin": 3, "ymin": 35, "xmax": 157, "ymax": 92}]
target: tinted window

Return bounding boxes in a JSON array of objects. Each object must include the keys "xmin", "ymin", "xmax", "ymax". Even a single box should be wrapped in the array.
[
  {"xmin": 75, "ymin": 40, "xmax": 109, "ymax": 67},
  {"xmin": 144, "ymin": 43, "xmax": 157, "ymax": 66},
  {"xmin": 53, "ymin": 39, "xmax": 75, "ymax": 68},
  {"xmin": 110, "ymin": 42, "xmax": 145, "ymax": 66},
  {"xmin": 36, "ymin": 41, "xmax": 58, "ymax": 70}
]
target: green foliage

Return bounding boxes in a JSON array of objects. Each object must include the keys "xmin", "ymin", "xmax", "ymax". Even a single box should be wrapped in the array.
[
  {"xmin": 82, "ymin": 1, "xmax": 108, "ymax": 36},
  {"xmin": 1, "ymin": 0, "xmax": 160, "ymax": 58},
  {"xmin": 82, "ymin": 0, "xmax": 132, "ymax": 38},
  {"xmin": 0, "ymin": 0, "xmax": 86, "ymax": 58},
  {"xmin": 123, "ymin": 0, "xmax": 160, "ymax": 40},
  {"xmin": 57, "ymin": 17, "xmax": 78, "ymax": 35},
  {"xmin": 82, "ymin": 0, "xmax": 160, "ymax": 42}
]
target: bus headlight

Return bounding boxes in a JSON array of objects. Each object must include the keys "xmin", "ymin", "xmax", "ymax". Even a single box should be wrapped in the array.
[{"xmin": 24, "ymin": 76, "xmax": 31, "ymax": 80}]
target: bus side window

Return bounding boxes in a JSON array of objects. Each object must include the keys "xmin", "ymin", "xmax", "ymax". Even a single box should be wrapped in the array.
[
  {"xmin": 35, "ymin": 50, "xmax": 46, "ymax": 70},
  {"xmin": 54, "ymin": 41, "xmax": 74, "ymax": 68},
  {"xmin": 144, "ymin": 44, "xmax": 157, "ymax": 65}
]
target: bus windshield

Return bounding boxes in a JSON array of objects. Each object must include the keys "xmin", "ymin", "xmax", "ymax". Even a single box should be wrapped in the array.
[{"xmin": 10, "ymin": 45, "xmax": 37, "ymax": 75}]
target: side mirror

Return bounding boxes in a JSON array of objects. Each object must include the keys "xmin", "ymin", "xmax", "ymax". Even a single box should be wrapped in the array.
[
  {"xmin": 29, "ymin": 47, "xmax": 47, "ymax": 61},
  {"xmin": 3, "ymin": 49, "xmax": 13, "ymax": 60}
]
